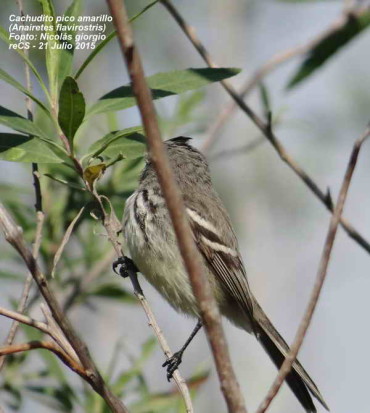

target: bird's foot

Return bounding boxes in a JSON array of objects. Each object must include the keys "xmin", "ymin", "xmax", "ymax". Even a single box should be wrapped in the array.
[
  {"xmin": 162, "ymin": 351, "xmax": 183, "ymax": 381},
  {"xmin": 112, "ymin": 256, "xmax": 138, "ymax": 278}
]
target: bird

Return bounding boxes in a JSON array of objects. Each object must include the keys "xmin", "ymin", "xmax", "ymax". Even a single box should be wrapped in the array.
[{"xmin": 120, "ymin": 136, "xmax": 328, "ymax": 412}]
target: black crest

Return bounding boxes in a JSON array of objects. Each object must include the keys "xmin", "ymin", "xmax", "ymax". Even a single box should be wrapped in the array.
[{"xmin": 167, "ymin": 136, "xmax": 192, "ymax": 145}]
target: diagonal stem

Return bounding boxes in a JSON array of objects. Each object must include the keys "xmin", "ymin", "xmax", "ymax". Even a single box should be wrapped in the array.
[
  {"xmin": 106, "ymin": 1, "xmax": 247, "ymax": 412},
  {"xmin": 160, "ymin": 0, "xmax": 370, "ymax": 258},
  {"xmin": 256, "ymin": 127, "xmax": 370, "ymax": 413}
]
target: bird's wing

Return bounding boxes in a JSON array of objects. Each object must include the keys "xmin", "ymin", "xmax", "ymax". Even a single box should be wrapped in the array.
[{"xmin": 186, "ymin": 207, "xmax": 254, "ymax": 319}]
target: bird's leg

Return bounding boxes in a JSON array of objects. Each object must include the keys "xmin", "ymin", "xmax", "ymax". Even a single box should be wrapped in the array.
[
  {"xmin": 163, "ymin": 319, "xmax": 203, "ymax": 381},
  {"xmin": 113, "ymin": 256, "xmax": 143, "ymax": 295}
]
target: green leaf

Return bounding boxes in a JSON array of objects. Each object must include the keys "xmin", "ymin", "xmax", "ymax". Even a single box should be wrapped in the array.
[
  {"xmin": 57, "ymin": 0, "xmax": 83, "ymax": 85},
  {"xmin": 0, "ymin": 106, "xmax": 50, "ymax": 138},
  {"xmin": 0, "ymin": 25, "xmax": 51, "ymax": 102},
  {"xmin": 39, "ymin": 0, "xmax": 59, "ymax": 100},
  {"xmin": 74, "ymin": 0, "xmax": 159, "ymax": 79},
  {"xmin": 0, "ymin": 133, "xmax": 64, "ymax": 163},
  {"xmin": 58, "ymin": 76, "xmax": 85, "ymax": 141},
  {"xmin": 87, "ymin": 127, "xmax": 146, "ymax": 159},
  {"xmin": 0, "ymin": 67, "xmax": 50, "ymax": 116},
  {"xmin": 75, "ymin": 30, "xmax": 117, "ymax": 79},
  {"xmin": 88, "ymin": 67, "xmax": 241, "ymax": 116},
  {"xmin": 288, "ymin": 10, "xmax": 370, "ymax": 88},
  {"xmin": 89, "ymin": 283, "xmax": 136, "ymax": 303},
  {"xmin": 0, "ymin": 106, "xmax": 66, "ymax": 157},
  {"xmin": 112, "ymin": 337, "xmax": 156, "ymax": 395}
]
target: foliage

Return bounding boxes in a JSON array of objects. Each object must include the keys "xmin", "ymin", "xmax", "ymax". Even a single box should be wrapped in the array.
[
  {"xmin": 0, "ymin": 0, "xmax": 238, "ymax": 411},
  {"xmin": 1, "ymin": 0, "xmax": 369, "ymax": 411},
  {"xmin": 288, "ymin": 9, "xmax": 370, "ymax": 88}
]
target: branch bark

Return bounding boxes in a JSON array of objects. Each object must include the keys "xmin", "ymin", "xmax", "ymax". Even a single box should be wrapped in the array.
[
  {"xmin": 160, "ymin": 0, "xmax": 370, "ymax": 258},
  {"xmin": 0, "ymin": 341, "xmax": 86, "ymax": 379},
  {"xmin": 256, "ymin": 126, "xmax": 370, "ymax": 413},
  {"xmin": 90, "ymin": 186, "xmax": 194, "ymax": 412},
  {"xmin": 202, "ymin": 6, "xmax": 370, "ymax": 152},
  {"xmin": 0, "ymin": 306, "xmax": 49, "ymax": 336},
  {"xmin": 0, "ymin": 203, "xmax": 128, "ymax": 413},
  {"xmin": 0, "ymin": 0, "xmax": 44, "ymax": 373},
  {"xmin": 106, "ymin": 1, "xmax": 247, "ymax": 412}
]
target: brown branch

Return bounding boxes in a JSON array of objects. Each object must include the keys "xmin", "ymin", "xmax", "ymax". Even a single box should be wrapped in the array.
[
  {"xmin": 0, "ymin": 304, "xmax": 77, "ymax": 363},
  {"xmin": 0, "ymin": 306, "xmax": 50, "ymax": 336},
  {"xmin": 136, "ymin": 292, "xmax": 194, "ymax": 412},
  {"xmin": 0, "ymin": 0, "xmax": 45, "ymax": 373},
  {"xmin": 0, "ymin": 203, "xmax": 128, "ymax": 413},
  {"xmin": 0, "ymin": 340, "xmax": 87, "ymax": 380},
  {"xmin": 256, "ymin": 127, "xmax": 370, "ymax": 413},
  {"xmin": 0, "ymin": 218, "xmax": 42, "ymax": 371},
  {"xmin": 201, "ymin": 6, "xmax": 370, "ymax": 152},
  {"xmin": 160, "ymin": 0, "xmax": 370, "ymax": 258},
  {"xmin": 90, "ymin": 184, "xmax": 194, "ymax": 411},
  {"xmin": 106, "ymin": 1, "xmax": 246, "ymax": 412}
]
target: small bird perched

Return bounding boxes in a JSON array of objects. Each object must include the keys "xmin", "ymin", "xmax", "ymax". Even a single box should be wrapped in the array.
[{"xmin": 121, "ymin": 137, "xmax": 328, "ymax": 412}]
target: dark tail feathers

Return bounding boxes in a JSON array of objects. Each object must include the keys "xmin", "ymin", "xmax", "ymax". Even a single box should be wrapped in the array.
[
  {"xmin": 258, "ymin": 327, "xmax": 316, "ymax": 412},
  {"xmin": 254, "ymin": 300, "xmax": 329, "ymax": 412}
]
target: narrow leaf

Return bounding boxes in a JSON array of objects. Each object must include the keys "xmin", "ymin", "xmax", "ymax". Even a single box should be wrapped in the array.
[
  {"xmin": 0, "ymin": 25, "xmax": 50, "ymax": 101},
  {"xmin": 288, "ymin": 10, "xmax": 370, "ymax": 88},
  {"xmin": 0, "ymin": 106, "xmax": 66, "ymax": 157},
  {"xmin": 58, "ymin": 76, "xmax": 86, "ymax": 141},
  {"xmin": 0, "ymin": 133, "xmax": 63, "ymax": 163},
  {"xmin": 39, "ymin": 0, "xmax": 60, "ymax": 100},
  {"xmin": 74, "ymin": 0, "xmax": 159, "ymax": 79},
  {"xmin": 88, "ymin": 126, "xmax": 145, "ymax": 159},
  {"xmin": 51, "ymin": 206, "xmax": 85, "ymax": 277},
  {"xmin": 57, "ymin": 0, "xmax": 82, "ymax": 85},
  {"xmin": 75, "ymin": 30, "xmax": 116, "ymax": 79},
  {"xmin": 44, "ymin": 173, "xmax": 85, "ymax": 191},
  {"xmin": 0, "ymin": 106, "xmax": 49, "ymax": 138},
  {"xmin": 88, "ymin": 68, "xmax": 241, "ymax": 116},
  {"xmin": 0, "ymin": 68, "xmax": 50, "ymax": 115}
]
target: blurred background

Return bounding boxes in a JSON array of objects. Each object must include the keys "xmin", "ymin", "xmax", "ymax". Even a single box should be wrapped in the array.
[{"xmin": 1, "ymin": 0, "xmax": 370, "ymax": 412}]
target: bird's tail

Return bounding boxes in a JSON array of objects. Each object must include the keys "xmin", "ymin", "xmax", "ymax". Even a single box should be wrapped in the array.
[{"xmin": 253, "ymin": 300, "xmax": 329, "ymax": 412}]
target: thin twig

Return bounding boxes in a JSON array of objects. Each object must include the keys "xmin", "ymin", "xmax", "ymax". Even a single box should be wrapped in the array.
[
  {"xmin": 0, "ymin": 0, "xmax": 45, "ymax": 373},
  {"xmin": 0, "ymin": 341, "xmax": 87, "ymax": 379},
  {"xmin": 256, "ymin": 127, "xmax": 370, "ymax": 413},
  {"xmin": 90, "ymin": 179, "xmax": 195, "ymax": 411},
  {"xmin": 201, "ymin": 6, "xmax": 370, "ymax": 152},
  {"xmin": 0, "ymin": 214, "xmax": 44, "ymax": 371},
  {"xmin": 137, "ymin": 293, "xmax": 194, "ymax": 412},
  {"xmin": 0, "ymin": 304, "xmax": 78, "ymax": 363},
  {"xmin": 160, "ymin": 0, "xmax": 370, "ymax": 258},
  {"xmin": 0, "ymin": 306, "xmax": 50, "ymax": 336},
  {"xmin": 51, "ymin": 206, "xmax": 85, "ymax": 277},
  {"xmin": 85, "ymin": 22, "xmax": 195, "ymax": 413},
  {"xmin": 40, "ymin": 303, "xmax": 78, "ymax": 361},
  {"xmin": 106, "ymin": 1, "xmax": 246, "ymax": 412},
  {"xmin": 0, "ymin": 203, "xmax": 128, "ymax": 413}
]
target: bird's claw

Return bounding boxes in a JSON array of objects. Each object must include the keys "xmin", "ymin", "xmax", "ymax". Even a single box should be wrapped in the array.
[
  {"xmin": 162, "ymin": 351, "xmax": 183, "ymax": 381},
  {"xmin": 112, "ymin": 256, "xmax": 138, "ymax": 278}
]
